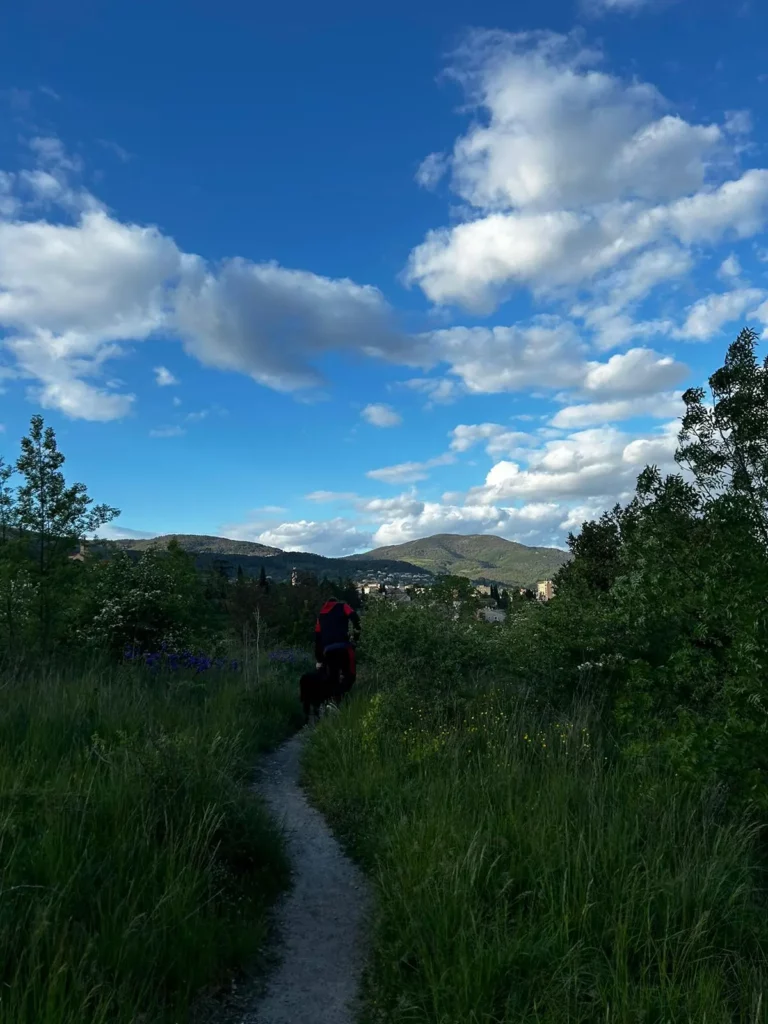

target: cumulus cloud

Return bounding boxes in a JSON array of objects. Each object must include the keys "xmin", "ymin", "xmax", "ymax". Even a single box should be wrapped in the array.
[
  {"xmin": 466, "ymin": 422, "xmax": 679, "ymax": 504},
  {"xmin": 400, "ymin": 376, "xmax": 465, "ymax": 406},
  {"xmin": 450, "ymin": 423, "xmax": 535, "ymax": 457},
  {"xmin": 371, "ymin": 499, "xmax": 565, "ymax": 549},
  {"xmin": 0, "ymin": 128, "xmax": 697, "ymax": 432},
  {"xmin": 0, "ymin": 139, "xmax": 419, "ymax": 419},
  {"xmin": 232, "ymin": 415, "xmax": 690, "ymax": 558},
  {"xmin": 362, "ymin": 402, "xmax": 402, "ymax": 427},
  {"xmin": 227, "ymin": 517, "xmax": 374, "ymax": 557},
  {"xmin": 174, "ymin": 257, "xmax": 411, "ymax": 393},
  {"xmin": 550, "ymin": 391, "xmax": 684, "ymax": 428},
  {"xmin": 0, "ymin": 166, "xmax": 182, "ymax": 419},
  {"xmin": 718, "ymin": 253, "xmax": 742, "ymax": 280},
  {"xmin": 154, "ymin": 365, "xmax": 178, "ymax": 386},
  {"xmin": 405, "ymin": 30, "xmax": 768, "ymax": 322},
  {"xmin": 674, "ymin": 288, "xmax": 766, "ymax": 341},
  {"xmin": 581, "ymin": 347, "xmax": 688, "ymax": 396},
  {"xmin": 417, "ymin": 320, "xmax": 588, "ymax": 394}
]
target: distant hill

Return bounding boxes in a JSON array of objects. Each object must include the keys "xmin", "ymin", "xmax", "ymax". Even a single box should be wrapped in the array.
[
  {"xmin": 112, "ymin": 534, "xmax": 283, "ymax": 559},
  {"xmin": 102, "ymin": 533, "xmax": 433, "ymax": 583},
  {"xmin": 348, "ymin": 533, "xmax": 569, "ymax": 589},
  {"xmin": 95, "ymin": 531, "xmax": 568, "ymax": 589}
]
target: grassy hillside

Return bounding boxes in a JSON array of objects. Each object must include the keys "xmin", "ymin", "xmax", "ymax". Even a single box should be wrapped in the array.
[
  {"xmin": 109, "ymin": 534, "xmax": 283, "ymax": 558},
  {"xmin": 350, "ymin": 533, "xmax": 569, "ymax": 588},
  {"xmin": 102, "ymin": 534, "xmax": 433, "ymax": 583},
  {"xmin": 101, "ymin": 532, "xmax": 568, "ymax": 588}
]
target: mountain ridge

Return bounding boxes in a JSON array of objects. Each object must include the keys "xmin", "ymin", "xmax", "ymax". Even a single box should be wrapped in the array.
[
  {"xmin": 103, "ymin": 531, "xmax": 569, "ymax": 589},
  {"xmin": 346, "ymin": 533, "xmax": 569, "ymax": 588}
]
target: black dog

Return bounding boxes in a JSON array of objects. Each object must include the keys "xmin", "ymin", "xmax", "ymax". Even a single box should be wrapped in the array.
[{"xmin": 299, "ymin": 666, "xmax": 342, "ymax": 725}]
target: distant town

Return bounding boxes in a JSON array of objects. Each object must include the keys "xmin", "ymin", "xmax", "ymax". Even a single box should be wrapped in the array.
[{"xmin": 288, "ymin": 566, "xmax": 557, "ymax": 620}]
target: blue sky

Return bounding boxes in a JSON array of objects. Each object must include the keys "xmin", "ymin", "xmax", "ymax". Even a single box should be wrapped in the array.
[{"xmin": 0, "ymin": 0, "xmax": 767, "ymax": 555}]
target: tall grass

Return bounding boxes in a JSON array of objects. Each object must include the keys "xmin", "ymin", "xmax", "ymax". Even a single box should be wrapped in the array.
[
  {"xmin": 0, "ymin": 654, "xmax": 304, "ymax": 1024},
  {"xmin": 302, "ymin": 681, "xmax": 768, "ymax": 1023}
]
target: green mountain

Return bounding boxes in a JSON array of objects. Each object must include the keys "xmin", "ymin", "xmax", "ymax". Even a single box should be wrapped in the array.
[
  {"xmin": 102, "ymin": 533, "xmax": 433, "ymax": 583},
  {"xmin": 95, "ymin": 531, "xmax": 568, "ymax": 589},
  {"xmin": 111, "ymin": 534, "xmax": 283, "ymax": 558},
  {"xmin": 348, "ymin": 533, "xmax": 570, "ymax": 589}
]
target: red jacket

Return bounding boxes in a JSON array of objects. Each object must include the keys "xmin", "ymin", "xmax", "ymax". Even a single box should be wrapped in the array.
[{"xmin": 314, "ymin": 599, "xmax": 361, "ymax": 660}]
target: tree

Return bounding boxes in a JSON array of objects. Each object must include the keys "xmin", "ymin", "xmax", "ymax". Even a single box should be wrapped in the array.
[
  {"xmin": 14, "ymin": 415, "xmax": 120, "ymax": 649},
  {"xmin": 677, "ymin": 326, "xmax": 768, "ymax": 547},
  {"xmin": 259, "ymin": 565, "xmax": 268, "ymax": 589},
  {"xmin": 0, "ymin": 457, "xmax": 16, "ymax": 543}
]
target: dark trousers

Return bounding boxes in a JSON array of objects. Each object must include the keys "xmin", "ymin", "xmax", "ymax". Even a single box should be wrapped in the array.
[{"xmin": 323, "ymin": 645, "xmax": 356, "ymax": 700}]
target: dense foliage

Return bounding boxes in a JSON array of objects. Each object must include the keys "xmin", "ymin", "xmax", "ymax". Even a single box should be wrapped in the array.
[{"xmin": 299, "ymin": 327, "xmax": 768, "ymax": 1022}]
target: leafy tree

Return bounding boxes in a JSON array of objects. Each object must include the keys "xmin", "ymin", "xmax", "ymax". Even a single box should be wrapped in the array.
[
  {"xmin": 5, "ymin": 416, "xmax": 119, "ymax": 650},
  {"xmin": 677, "ymin": 325, "xmax": 768, "ymax": 545},
  {"xmin": 78, "ymin": 544, "xmax": 218, "ymax": 657},
  {"xmin": 0, "ymin": 457, "xmax": 15, "ymax": 543},
  {"xmin": 429, "ymin": 574, "xmax": 476, "ymax": 606},
  {"xmin": 15, "ymin": 415, "xmax": 120, "ymax": 579}
]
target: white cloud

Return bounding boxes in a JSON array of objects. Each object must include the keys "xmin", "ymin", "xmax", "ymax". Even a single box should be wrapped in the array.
[
  {"xmin": 724, "ymin": 110, "xmax": 753, "ymax": 137},
  {"xmin": 149, "ymin": 425, "xmax": 185, "ymax": 437},
  {"xmin": 174, "ymin": 257, "xmax": 410, "ymax": 393},
  {"xmin": 0, "ymin": 186, "xmax": 181, "ymax": 419},
  {"xmin": 450, "ymin": 423, "xmax": 534, "ymax": 457},
  {"xmin": 401, "ymin": 376, "xmax": 464, "ymax": 406},
  {"xmin": 582, "ymin": 347, "xmax": 688, "ymax": 396},
  {"xmin": 584, "ymin": 0, "xmax": 653, "ymax": 13},
  {"xmin": 154, "ymin": 365, "xmax": 178, "ymax": 386},
  {"xmin": 418, "ymin": 320, "xmax": 588, "ymax": 394},
  {"xmin": 674, "ymin": 288, "xmax": 766, "ymax": 341},
  {"xmin": 305, "ymin": 490, "xmax": 359, "ymax": 503},
  {"xmin": 367, "ymin": 452, "xmax": 456, "ymax": 484},
  {"xmin": 550, "ymin": 391, "xmax": 684, "ymax": 428},
  {"xmin": 405, "ymin": 30, "xmax": 768, "ymax": 317},
  {"xmin": 718, "ymin": 253, "xmax": 742, "ymax": 280},
  {"xmin": 371, "ymin": 499, "xmax": 565, "ymax": 549},
  {"xmin": 466, "ymin": 422, "xmax": 679, "ymax": 504},
  {"xmin": 362, "ymin": 402, "xmax": 402, "ymax": 427},
  {"xmin": 415, "ymin": 152, "xmax": 448, "ymax": 189},
  {"xmin": 232, "ymin": 517, "xmax": 373, "ymax": 557},
  {"xmin": 28, "ymin": 136, "xmax": 81, "ymax": 172},
  {"xmin": 0, "ymin": 140, "xmax": 416, "ymax": 419},
  {"xmin": 357, "ymin": 493, "xmax": 425, "ymax": 518},
  {"xmin": 305, "ymin": 490, "xmax": 425, "ymax": 519}
]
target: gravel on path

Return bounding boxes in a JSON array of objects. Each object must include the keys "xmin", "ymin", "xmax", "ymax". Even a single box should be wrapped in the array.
[{"xmin": 240, "ymin": 728, "xmax": 373, "ymax": 1024}]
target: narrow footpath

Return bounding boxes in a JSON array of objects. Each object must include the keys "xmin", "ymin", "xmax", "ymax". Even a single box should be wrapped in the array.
[{"xmin": 241, "ymin": 729, "xmax": 372, "ymax": 1024}]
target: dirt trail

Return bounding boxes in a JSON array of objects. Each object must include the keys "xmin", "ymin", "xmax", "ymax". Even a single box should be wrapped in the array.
[{"xmin": 240, "ymin": 728, "xmax": 372, "ymax": 1024}]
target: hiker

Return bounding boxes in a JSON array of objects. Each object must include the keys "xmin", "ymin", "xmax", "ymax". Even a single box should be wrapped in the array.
[{"xmin": 313, "ymin": 597, "xmax": 361, "ymax": 706}]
